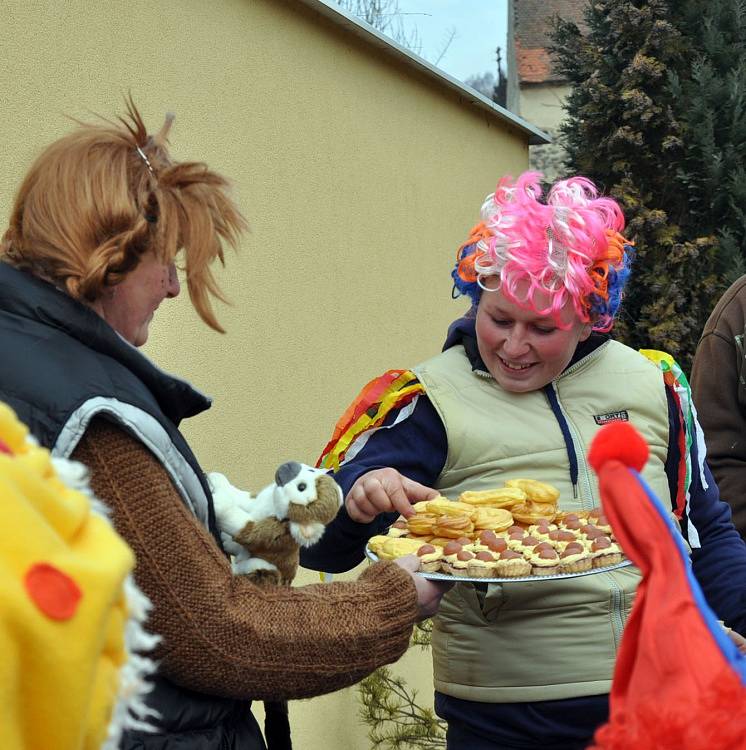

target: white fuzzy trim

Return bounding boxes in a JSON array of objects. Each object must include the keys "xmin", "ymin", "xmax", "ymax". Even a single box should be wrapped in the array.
[
  {"xmin": 50, "ymin": 454, "xmax": 161, "ymax": 746},
  {"xmin": 102, "ymin": 576, "xmax": 161, "ymax": 747}
]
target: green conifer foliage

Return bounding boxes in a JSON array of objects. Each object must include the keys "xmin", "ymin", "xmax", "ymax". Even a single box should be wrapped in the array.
[{"xmin": 550, "ymin": 0, "xmax": 746, "ymax": 373}]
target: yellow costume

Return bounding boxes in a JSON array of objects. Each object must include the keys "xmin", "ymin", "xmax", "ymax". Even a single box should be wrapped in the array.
[{"xmin": 0, "ymin": 403, "xmax": 157, "ymax": 750}]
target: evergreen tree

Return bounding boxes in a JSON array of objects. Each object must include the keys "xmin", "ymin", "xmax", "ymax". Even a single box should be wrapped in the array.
[
  {"xmin": 673, "ymin": 0, "xmax": 746, "ymax": 282},
  {"xmin": 550, "ymin": 0, "xmax": 746, "ymax": 373}
]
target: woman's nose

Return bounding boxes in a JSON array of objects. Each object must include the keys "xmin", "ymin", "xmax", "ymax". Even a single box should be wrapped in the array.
[
  {"xmin": 166, "ymin": 263, "xmax": 180, "ymax": 298},
  {"xmin": 502, "ymin": 327, "xmax": 528, "ymax": 357}
]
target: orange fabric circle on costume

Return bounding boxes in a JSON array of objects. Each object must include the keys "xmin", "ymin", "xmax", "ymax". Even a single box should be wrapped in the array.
[
  {"xmin": 0, "ymin": 438, "xmax": 12, "ymax": 454},
  {"xmin": 25, "ymin": 563, "xmax": 82, "ymax": 620}
]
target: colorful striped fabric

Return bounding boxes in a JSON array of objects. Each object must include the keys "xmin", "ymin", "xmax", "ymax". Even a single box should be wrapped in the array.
[
  {"xmin": 639, "ymin": 349, "xmax": 693, "ymax": 520},
  {"xmin": 317, "ymin": 370, "xmax": 424, "ymax": 472}
]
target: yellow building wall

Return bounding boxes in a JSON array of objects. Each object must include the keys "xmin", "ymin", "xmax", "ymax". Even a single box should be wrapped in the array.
[
  {"xmin": 1, "ymin": 1, "xmax": 529, "ymax": 747},
  {"xmin": 519, "ymin": 83, "xmax": 573, "ymax": 132}
]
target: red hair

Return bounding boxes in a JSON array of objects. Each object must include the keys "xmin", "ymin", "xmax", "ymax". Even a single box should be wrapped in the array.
[{"xmin": 0, "ymin": 97, "xmax": 247, "ymax": 332}]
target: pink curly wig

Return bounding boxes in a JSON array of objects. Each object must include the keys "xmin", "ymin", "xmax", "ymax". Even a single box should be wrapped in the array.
[{"xmin": 453, "ymin": 171, "xmax": 633, "ymax": 332}]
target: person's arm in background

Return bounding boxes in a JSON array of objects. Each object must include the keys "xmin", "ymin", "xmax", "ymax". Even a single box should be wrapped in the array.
[
  {"xmin": 682, "ymin": 410, "xmax": 746, "ymax": 634},
  {"xmin": 300, "ymin": 395, "xmax": 447, "ymax": 573},
  {"xmin": 691, "ymin": 277, "xmax": 746, "ymax": 539},
  {"xmin": 72, "ymin": 418, "xmax": 424, "ymax": 703}
]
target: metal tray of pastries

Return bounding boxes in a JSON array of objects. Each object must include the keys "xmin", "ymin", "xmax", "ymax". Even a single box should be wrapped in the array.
[{"xmin": 364, "ymin": 480, "xmax": 632, "ymax": 582}]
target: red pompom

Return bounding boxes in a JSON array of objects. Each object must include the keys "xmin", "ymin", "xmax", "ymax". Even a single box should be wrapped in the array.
[{"xmin": 588, "ymin": 422, "xmax": 649, "ymax": 474}]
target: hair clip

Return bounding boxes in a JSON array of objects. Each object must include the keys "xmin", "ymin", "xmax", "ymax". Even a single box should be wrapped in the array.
[{"xmin": 136, "ymin": 146, "xmax": 156, "ymax": 177}]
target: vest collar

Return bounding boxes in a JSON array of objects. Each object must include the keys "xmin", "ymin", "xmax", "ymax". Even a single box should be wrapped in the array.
[{"xmin": 0, "ymin": 263, "xmax": 211, "ymax": 425}]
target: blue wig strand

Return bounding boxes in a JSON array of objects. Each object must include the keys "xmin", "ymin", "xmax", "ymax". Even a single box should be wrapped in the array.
[
  {"xmin": 451, "ymin": 242, "xmax": 481, "ymax": 306},
  {"xmin": 588, "ymin": 243, "xmax": 635, "ymax": 327}
]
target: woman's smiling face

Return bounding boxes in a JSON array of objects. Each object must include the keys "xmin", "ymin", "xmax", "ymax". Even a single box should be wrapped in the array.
[{"xmin": 475, "ymin": 280, "xmax": 592, "ymax": 393}]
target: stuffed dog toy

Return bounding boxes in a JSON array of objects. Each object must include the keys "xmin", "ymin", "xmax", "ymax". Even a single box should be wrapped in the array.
[{"xmin": 209, "ymin": 462, "xmax": 342, "ymax": 585}]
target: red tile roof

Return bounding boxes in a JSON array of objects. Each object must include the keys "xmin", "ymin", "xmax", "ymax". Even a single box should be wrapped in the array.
[{"xmin": 514, "ymin": 0, "xmax": 586, "ymax": 84}]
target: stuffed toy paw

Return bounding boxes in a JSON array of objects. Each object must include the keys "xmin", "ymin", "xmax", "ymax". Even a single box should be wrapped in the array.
[{"xmin": 209, "ymin": 462, "xmax": 342, "ymax": 585}]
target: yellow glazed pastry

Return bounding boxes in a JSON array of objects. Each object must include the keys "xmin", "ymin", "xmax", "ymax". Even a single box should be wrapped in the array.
[
  {"xmin": 458, "ymin": 487, "xmax": 527, "ymax": 508},
  {"xmin": 427, "ymin": 536, "xmax": 456, "ymax": 549},
  {"xmin": 381, "ymin": 536, "xmax": 428, "ymax": 560},
  {"xmin": 426, "ymin": 497, "xmax": 478, "ymax": 520},
  {"xmin": 367, "ymin": 535, "xmax": 390, "ymax": 557},
  {"xmin": 512, "ymin": 501, "xmax": 559, "ymax": 525},
  {"xmin": 472, "ymin": 507, "xmax": 514, "ymax": 532},
  {"xmin": 406, "ymin": 512, "xmax": 438, "ymax": 536},
  {"xmin": 505, "ymin": 478, "xmax": 561, "ymax": 504},
  {"xmin": 434, "ymin": 513, "xmax": 475, "ymax": 539}
]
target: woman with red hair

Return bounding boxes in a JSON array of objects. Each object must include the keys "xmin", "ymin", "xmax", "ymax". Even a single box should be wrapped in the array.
[{"xmin": 0, "ymin": 100, "xmax": 449, "ymax": 750}]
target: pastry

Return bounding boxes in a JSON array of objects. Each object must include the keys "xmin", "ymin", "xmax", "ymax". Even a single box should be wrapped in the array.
[
  {"xmin": 590, "ymin": 536, "xmax": 623, "ymax": 568},
  {"xmin": 558, "ymin": 542, "xmax": 592, "ymax": 573},
  {"xmin": 473, "ymin": 507, "xmax": 514, "ymax": 532},
  {"xmin": 529, "ymin": 546, "xmax": 561, "ymax": 576},
  {"xmin": 434, "ymin": 513, "xmax": 475, "ymax": 539},
  {"xmin": 528, "ymin": 519, "xmax": 558, "ymax": 539},
  {"xmin": 426, "ymin": 497, "xmax": 478, "ymax": 520},
  {"xmin": 415, "ymin": 543, "xmax": 443, "ymax": 573},
  {"xmin": 446, "ymin": 549, "xmax": 475, "ymax": 577},
  {"xmin": 367, "ymin": 535, "xmax": 390, "ymax": 557},
  {"xmin": 486, "ymin": 536, "xmax": 509, "ymax": 555},
  {"xmin": 558, "ymin": 513, "xmax": 584, "ymax": 531},
  {"xmin": 406, "ymin": 512, "xmax": 437, "ymax": 536},
  {"xmin": 512, "ymin": 501, "xmax": 559, "ymax": 525},
  {"xmin": 547, "ymin": 528, "xmax": 580, "ymax": 550},
  {"xmin": 593, "ymin": 513, "xmax": 613, "ymax": 536},
  {"xmin": 441, "ymin": 540, "xmax": 464, "ymax": 572},
  {"xmin": 504, "ymin": 478, "xmax": 561, "ymax": 504},
  {"xmin": 458, "ymin": 487, "xmax": 527, "ymax": 508},
  {"xmin": 386, "ymin": 519, "xmax": 410, "ymax": 538},
  {"xmin": 495, "ymin": 549, "xmax": 532, "ymax": 578},
  {"xmin": 467, "ymin": 550, "xmax": 499, "ymax": 578},
  {"xmin": 579, "ymin": 523, "xmax": 606, "ymax": 541},
  {"xmin": 507, "ymin": 529, "xmax": 528, "ymax": 550},
  {"xmin": 379, "ymin": 536, "xmax": 427, "ymax": 560},
  {"xmin": 427, "ymin": 536, "xmax": 457, "ymax": 549}
]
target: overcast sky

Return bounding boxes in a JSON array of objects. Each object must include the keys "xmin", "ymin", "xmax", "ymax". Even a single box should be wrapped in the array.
[
  {"xmin": 325, "ymin": 1, "xmax": 509, "ymax": 84},
  {"xmin": 394, "ymin": 0, "xmax": 508, "ymax": 82}
]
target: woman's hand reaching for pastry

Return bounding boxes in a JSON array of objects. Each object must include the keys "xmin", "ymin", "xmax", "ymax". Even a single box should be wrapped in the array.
[
  {"xmin": 346, "ymin": 468, "xmax": 440, "ymax": 523},
  {"xmin": 394, "ymin": 554, "xmax": 453, "ymax": 621}
]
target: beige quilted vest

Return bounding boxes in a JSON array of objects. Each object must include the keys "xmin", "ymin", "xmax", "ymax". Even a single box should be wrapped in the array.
[{"xmin": 413, "ymin": 340, "xmax": 670, "ymax": 702}]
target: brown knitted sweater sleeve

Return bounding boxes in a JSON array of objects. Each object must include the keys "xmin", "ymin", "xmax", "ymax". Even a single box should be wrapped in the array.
[{"xmin": 71, "ymin": 418, "xmax": 418, "ymax": 701}]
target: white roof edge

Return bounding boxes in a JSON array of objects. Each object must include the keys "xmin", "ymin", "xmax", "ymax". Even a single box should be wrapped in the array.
[{"xmin": 295, "ymin": 0, "xmax": 552, "ymax": 146}]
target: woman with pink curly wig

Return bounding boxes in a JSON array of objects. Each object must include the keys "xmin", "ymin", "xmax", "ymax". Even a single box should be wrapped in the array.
[
  {"xmin": 303, "ymin": 171, "xmax": 746, "ymax": 749},
  {"xmin": 453, "ymin": 171, "xmax": 632, "ymax": 332}
]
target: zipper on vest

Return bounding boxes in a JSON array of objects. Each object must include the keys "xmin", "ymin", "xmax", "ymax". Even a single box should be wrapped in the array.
[
  {"xmin": 607, "ymin": 575, "xmax": 625, "ymax": 650},
  {"xmin": 545, "ymin": 382, "xmax": 596, "ymax": 507}
]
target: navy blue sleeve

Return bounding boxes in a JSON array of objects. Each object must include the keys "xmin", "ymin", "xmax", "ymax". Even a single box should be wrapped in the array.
[
  {"xmin": 300, "ymin": 394, "xmax": 447, "ymax": 573},
  {"xmin": 684, "ymin": 418, "xmax": 746, "ymax": 633}
]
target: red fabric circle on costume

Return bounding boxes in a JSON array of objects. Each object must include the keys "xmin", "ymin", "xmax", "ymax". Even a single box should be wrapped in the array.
[
  {"xmin": 0, "ymin": 438, "xmax": 12, "ymax": 455},
  {"xmin": 588, "ymin": 422, "xmax": 649, "ymax": 474},
  {"xmin": 24, "ymin": 563, "xmax": 82, "ymax": 620}
]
